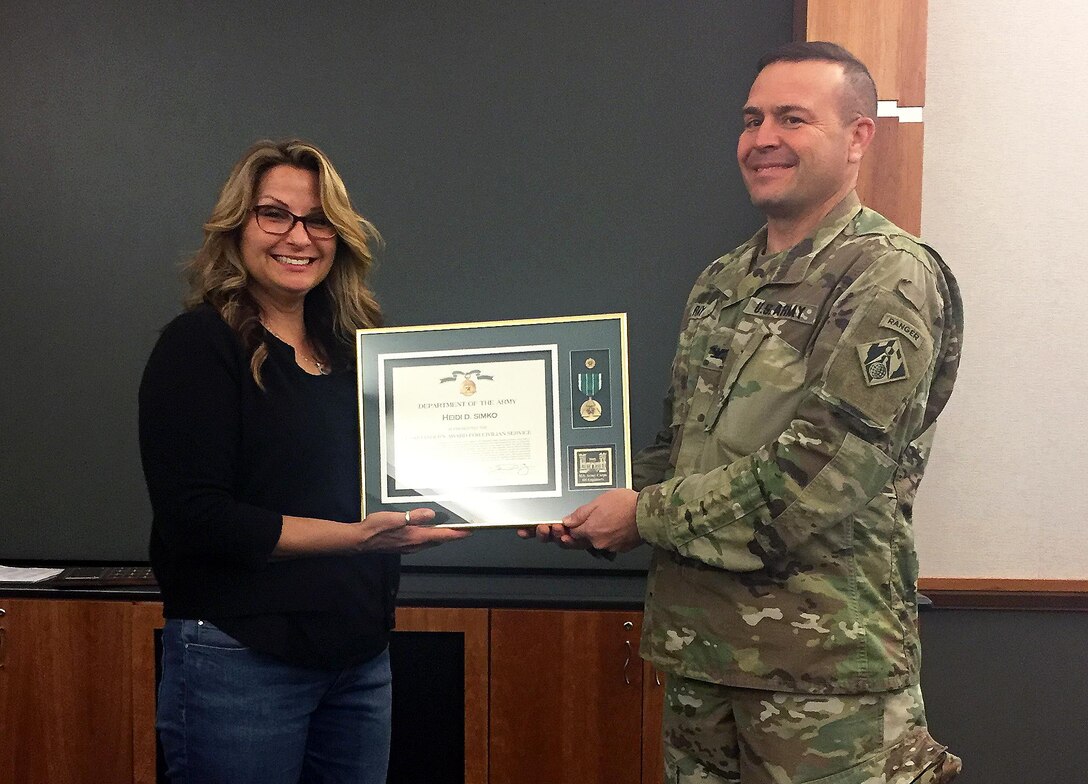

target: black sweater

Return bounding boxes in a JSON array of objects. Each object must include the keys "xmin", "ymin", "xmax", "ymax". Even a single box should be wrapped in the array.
[{"xmin": 139, "ymin": 304, "xmax": 397, "ymax": 669}]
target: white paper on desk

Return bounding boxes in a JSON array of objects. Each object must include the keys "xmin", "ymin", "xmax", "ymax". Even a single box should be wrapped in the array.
[{"xmin": 0, "ymin": 565, "xmax": 64, "ymax": 582}]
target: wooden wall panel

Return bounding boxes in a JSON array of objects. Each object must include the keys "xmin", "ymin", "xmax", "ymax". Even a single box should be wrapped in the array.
[
  {"xmin": 799, "ymin": 0, "xmax": 928, "ymax": 237},
  {"xmin": 857, "ymin": 118, "xmax": 924, "ymax": 235},
  {"xmin": 802, "ymin": 0, "xmax": 928, "ymax": 104}
]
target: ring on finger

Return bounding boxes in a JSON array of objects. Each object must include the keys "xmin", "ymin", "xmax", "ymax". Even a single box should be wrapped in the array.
[{"xmin": 405, "ymin": 510, "xmax": 411, "ymax": 523}]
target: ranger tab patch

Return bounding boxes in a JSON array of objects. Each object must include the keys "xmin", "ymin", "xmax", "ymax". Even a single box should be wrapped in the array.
[
  {"xmin": 857, "ymin": 338, "xmax": 909, "ymax": 386},
  {"xmin": 879, "ymin": 312, "xmax": 923, "ymax": 348},
  {"xmin": 743, "ymin": 297, "xmax": 817, "ymax": 324}
]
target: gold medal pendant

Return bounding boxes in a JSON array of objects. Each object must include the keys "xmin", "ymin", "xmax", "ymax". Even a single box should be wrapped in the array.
[
  {"xmin": 460, "ymin": 377, "xmax": 477, "ymax": 396},
  {"xmin": 580, "ymin": 398, "xmax": 602, "ymax": 422}
]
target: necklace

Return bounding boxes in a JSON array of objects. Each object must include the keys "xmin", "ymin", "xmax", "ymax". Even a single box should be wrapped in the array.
[{"xmin": 261, "ymin": 321, "xmax": 330, "ymax": 375}]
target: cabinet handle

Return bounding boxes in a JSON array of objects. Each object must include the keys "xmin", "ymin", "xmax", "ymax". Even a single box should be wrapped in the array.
[
  {"xmin": 621, "ymin": 620, "xmax": 636, "ymax": 685},
  {"xmin": 0, "ymin": 607, "xmax": 5, "ymax": 617},
  {"xmin": 0, "ymin": 627, "xmax": 6, "ymax": 669}
]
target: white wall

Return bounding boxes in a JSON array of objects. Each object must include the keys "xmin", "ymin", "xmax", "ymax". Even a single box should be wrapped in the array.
[{"xmin": 917, "ymin": 1, "xmax": 1088, "ymax": 578}]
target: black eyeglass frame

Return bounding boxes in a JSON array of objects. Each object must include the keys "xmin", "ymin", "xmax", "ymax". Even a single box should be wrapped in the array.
[{"xmin": 251, "ymin": 205, "xmax": 338, "ymax": 239}]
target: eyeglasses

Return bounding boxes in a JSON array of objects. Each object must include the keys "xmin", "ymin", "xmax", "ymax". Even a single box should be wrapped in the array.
[{"xmin": 251, "ymin": 205, "xmax": 337, "ymax": 239}]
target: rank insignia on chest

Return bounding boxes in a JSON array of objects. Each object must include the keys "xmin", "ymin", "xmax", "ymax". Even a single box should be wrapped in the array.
[{"xmin": 857, "ymin": 338, "xmax": 909, "ymax": 386}]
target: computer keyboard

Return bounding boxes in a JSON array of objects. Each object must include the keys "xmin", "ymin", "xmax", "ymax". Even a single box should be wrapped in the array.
[{"xmin": 54, "ymin": 565, "xmax": 157, "ymax": 585}]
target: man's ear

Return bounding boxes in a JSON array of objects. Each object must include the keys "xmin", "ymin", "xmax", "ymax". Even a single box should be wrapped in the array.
[{"xmin": 847, "ymin": 116, "xmax": 876, "ymax": 164}]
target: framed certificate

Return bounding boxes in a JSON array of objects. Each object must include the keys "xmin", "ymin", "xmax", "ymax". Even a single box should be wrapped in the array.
[{"xmin": 357, "ymin": 314, "xmax": 631, "ymax": 527}]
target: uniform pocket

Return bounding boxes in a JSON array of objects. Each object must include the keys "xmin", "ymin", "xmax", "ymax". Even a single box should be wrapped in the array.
[
  {"xmin": 801, "ymin": 727, "xmax": 954, "ymax": 784},
  {"xmin": 710, "ymin": 327, "xmax": 805, "ymax": 455},
  {"xmin": 668, "ymin": 312, "xmax": 738, "ymax": 461}
]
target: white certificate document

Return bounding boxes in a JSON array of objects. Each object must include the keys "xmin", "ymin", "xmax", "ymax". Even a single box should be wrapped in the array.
[{"xmin": 378, "ymin": 346, "xmax": 561, "ymax": 502}]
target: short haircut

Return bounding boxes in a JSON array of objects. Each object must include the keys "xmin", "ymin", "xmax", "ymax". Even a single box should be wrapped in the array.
[{"xmin": 756, "ymin": 41, "xmax": 878, "ymax": 121}]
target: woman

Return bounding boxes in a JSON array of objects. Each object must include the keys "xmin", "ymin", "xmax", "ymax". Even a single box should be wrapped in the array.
[{"xmin": 139, "ymin": 139, "xmax": 469, "ymax": 783}]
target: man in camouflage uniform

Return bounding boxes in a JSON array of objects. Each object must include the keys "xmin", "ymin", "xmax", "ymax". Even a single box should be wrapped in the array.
[{"xmin": 528, "ymin": 42, "xmax": 963, "ymax": 782}]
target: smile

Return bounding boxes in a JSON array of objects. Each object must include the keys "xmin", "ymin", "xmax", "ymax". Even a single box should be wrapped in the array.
[{"xmin": 272, "ymin": 255, "xmax": 314, "ymax": 266}]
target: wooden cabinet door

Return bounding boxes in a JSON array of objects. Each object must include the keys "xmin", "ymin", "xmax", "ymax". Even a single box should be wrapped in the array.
[
  {"xmin": 130, "ymin": 602, "xmax": 165, "ymax": 784},
  {"xmin": 489, "ymin": 609, "xmax": 644, "ymax": 784},
  {"xmin": 0, "ymin": 602, "xmax": 8, "ymax": 783},
  {"xmin": 642, "ymin": 662, "xmax": 665, "ymax": 784},
  {"xmin": 394, "ymin": 607, "xmax": 490, "ymax": 784},
  {"xmin": 0, "ymin": 598, "xmax": 134, "ymax": 784}
]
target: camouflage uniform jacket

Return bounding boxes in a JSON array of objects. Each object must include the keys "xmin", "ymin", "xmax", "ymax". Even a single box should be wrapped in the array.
[{"xmin": 634, "ymin": 192, "xmax": 963, "ymax": 695}]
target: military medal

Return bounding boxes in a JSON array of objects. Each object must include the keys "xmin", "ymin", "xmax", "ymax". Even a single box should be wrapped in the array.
[
  {"xmin": 570, "ymin": 350, "xmax": 612, "ymax": 429},
  {"xmin": 459, "ymin": 377, "xmax": 477, "ymax": 396},
  {"xmin": 578, "ymin": 370, "xmax": 603, "ymax": 422},
  {"xmin": 579, "ymin": 398, "xmax": 602, "ymax": 421}
]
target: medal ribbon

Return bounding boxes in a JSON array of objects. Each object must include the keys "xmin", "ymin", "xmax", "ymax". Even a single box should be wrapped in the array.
[{"xmin": 578, "ymin": 373, "xmax": 602, "ymax": 398}]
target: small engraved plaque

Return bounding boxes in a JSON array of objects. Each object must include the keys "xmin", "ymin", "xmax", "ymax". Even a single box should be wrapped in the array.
[{"xmin": 570, "ymin": 446, "xmax": 614, "ymax": 489}]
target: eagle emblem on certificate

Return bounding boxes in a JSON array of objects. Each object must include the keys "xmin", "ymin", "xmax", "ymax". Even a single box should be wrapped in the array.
[{"xmin": 439, "ymin": 369, "xmax": 493, "ymax": 396}]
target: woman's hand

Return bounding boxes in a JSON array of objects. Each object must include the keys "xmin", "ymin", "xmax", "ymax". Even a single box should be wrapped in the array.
[
  {"xmin": 274, "ymin": 509, "xmax": 470, "ymax": 557},
  {"xmin": 351, "ymin": 508, "xmax": 471, "ymax": 554}
]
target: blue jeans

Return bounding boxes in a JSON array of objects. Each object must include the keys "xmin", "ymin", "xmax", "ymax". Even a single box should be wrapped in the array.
[{"xmin": 157, "ymin": 619, "xmax": 392, "ymax": 784}]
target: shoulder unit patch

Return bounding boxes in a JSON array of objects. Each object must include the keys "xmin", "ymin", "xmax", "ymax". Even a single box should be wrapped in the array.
[{"xmin": 857, "ymin": 338, "xmax": 909, "ymax": 386}]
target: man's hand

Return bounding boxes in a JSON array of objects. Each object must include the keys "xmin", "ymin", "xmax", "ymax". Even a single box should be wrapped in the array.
[
  {"xmin": 516, "ymin": 522, "xmax": 590, "ymax": 549},
  {"xmin": 563, "ymin": 488, "xmax": 642, "ymax": 553}
]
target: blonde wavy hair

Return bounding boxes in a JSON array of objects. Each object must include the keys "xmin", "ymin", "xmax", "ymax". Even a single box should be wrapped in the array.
[{"xmin": 185, "ymin": 139, "xmax": 383, "ymax": 386}]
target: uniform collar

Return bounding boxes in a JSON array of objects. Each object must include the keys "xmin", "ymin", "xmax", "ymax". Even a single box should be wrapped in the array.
[{"xmin": 708, "ymin": 191, "xmax": 863, "ymax": 301}]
